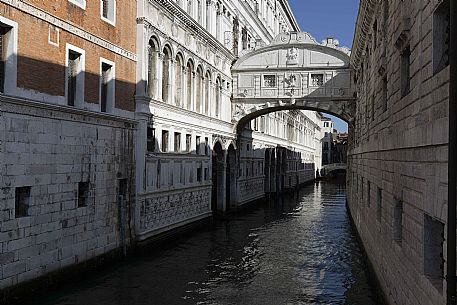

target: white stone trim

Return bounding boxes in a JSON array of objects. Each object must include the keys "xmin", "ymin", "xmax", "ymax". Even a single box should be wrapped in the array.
[
  {"xmin": 47, "ymin": 25, "xmax": 60, "ymax": 47},
  {"xmin": 99, "ymin": 57, "xmax": 116, "ymax": 113},
  {"xmin": 68, "ymin": 0, "xmax": 86, "ymax": 10},
  {"xmin": 1, "ymin": 0, "xmax": 136, "ymax": 61},
  {"xmin": 65, "ymin": 43, "xmax": 86, "ymax": 108},
  {"xmin": 0, "ymin": 15, "xmax": 18, "ymax": 96},
  {"xmin": 100, "ymin": 0, "xmax": 116, "ymax": 27}
]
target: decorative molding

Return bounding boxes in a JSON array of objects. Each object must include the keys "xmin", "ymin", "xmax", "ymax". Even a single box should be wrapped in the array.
[
  {"xmin": 148, "ymin": 0, "xmax": 235, "ymax": 61},
  {"xmin": 1, "ymin": 0, "xmax": 137, "ymax": 61},
  {"xmin": 350, "ymin": 0, "xmax": 377, "ymax": 69},
  {"xmin": 0, "ymin": 94, "xmax": 137, "ymax": 126}
]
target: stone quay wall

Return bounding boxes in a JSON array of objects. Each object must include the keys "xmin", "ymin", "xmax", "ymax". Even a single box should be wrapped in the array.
[{"xmin": 0, "ymin": 96, "xmax": 135, "ymax": 290}]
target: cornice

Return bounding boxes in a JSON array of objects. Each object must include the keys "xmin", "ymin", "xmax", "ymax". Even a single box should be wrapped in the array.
[
  {"xmin": 138, "ymin": 17, "xmax": 233, "ymax": 79},
  {"xmin": 279, "ymin": 0, "xmax": 300, "ymax": 32},
  {"xmin": 0, "ymin": 94, "xmax": 137, "ymax": 126},
  {"xmin": 238, "ymin": 0, "xmax": 274, "ymax": 42},
  {"xmin": 148, "ymin": 0, "xmax": 235, "ymax": 61},
  {"xmin": 2, "ymin": 0, "xmax": 137, "ymax": 61},
  {"xmin": 350, "ymin": 0, "xmax": 377, "ymax": 69}
]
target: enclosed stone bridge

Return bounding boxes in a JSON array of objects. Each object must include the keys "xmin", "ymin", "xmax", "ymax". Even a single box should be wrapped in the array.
[{"xmin": 231, "ymin": 32, "xmax": 356, "ymax": 132}]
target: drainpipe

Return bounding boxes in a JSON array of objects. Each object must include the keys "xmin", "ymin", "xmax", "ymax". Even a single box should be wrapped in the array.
[{"xmin": 448, "ymin": 1, "xmax": 457, "ymax": 304}]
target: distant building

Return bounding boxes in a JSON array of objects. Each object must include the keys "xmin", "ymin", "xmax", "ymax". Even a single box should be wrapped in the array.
[
  {"xmin": 321, "ymin": 117, "xmax": 335, "ymax": 165},
  {"xmin": 332, "ymin": 132, "xmax": 348, "ymax": 164}
]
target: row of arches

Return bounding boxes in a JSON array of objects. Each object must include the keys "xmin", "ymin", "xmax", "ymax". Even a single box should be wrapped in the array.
[{"xmin": 147, "ymin": 37, "xmax": 223, "ymax": 118}]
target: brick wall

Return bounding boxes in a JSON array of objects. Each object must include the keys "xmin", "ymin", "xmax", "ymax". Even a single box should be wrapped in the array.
[{"xmin": 0, "ymin": 2, "xmax": 136, "ymax": 112}]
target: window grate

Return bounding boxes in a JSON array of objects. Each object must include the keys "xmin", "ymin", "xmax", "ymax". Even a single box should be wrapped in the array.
[
  {"xmin": 68, "ymin": 51, "xmax": 80, "ymax": 106},
  {"xmin": 311, "ymin": 74, "xmax": 324, "ymax": 87},
  {"xmin": 263, "ymin": 75, "xmax": 276, "ymax": 87},
  {"xmin": 102, "ymin": 0, "xmax": 109, "ymax": 18}
]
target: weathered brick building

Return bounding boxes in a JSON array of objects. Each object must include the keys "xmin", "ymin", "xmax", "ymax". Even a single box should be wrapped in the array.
[
  {"xmin": 0, "ymin": 0, "xmax": 137, "ymax": 289},
  {"xmin": 348, "ymin": 0, "xmax": 450, "ymax": 304}
]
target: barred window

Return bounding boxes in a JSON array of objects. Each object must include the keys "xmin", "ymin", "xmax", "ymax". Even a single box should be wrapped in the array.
[
  {"xmin": 433, "ymin": 0, "xmax": 450, "ymax": 74},
  {"xmin": 311, "ymin": 74, "xmax": 324, "ymax": 87},
  {"xmin": 263, "ymin": 75, "xmax": 276, "ymax": 87},
  {"xmin": 0, "ymin": 25, "xmax": 10, "ymax": 93},
  {"xmin": 15, "ymin": 186, "xmax": 30, "ymax": 218}
]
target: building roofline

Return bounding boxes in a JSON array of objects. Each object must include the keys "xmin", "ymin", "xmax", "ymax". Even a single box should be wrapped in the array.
[
  {"xmin": 350, "ymin": 0, "xmax": 376, "ymax": 69},
  {"xmin": 281, "ymin": 0, "xmax": 301, "ymax": 32}
]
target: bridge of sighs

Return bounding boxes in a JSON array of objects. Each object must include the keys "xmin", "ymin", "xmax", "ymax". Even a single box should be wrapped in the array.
[{"xmin": 231, "ymin": 32, "xmax": 356, "ymax": 132}]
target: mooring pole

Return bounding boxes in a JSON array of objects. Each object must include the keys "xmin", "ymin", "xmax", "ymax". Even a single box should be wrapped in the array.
[{"xmin": 448, "ymin": 0, "xmax": 457, "ymax": 304}]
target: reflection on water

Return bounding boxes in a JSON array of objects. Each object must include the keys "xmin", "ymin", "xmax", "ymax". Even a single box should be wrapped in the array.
[{"xmin": 24, "ymin": 179, "xmax": 377, "ymax": 305}]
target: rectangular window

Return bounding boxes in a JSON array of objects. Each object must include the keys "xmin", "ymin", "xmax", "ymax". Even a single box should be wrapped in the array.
[
  {"xmin": 263, "ymin": 75, "xmax": 276, "ymax": 87},
  {"xmin": 382, "ymin": 76, "xmax": 388, "ymax": 112},
  {"xmin": 78, "ymin": 181, "xmax": 90, "ymax": 207},
  {"xmin": 147, "ymin": 126, "xmax": 155, "ymax": 152},
  {"xmin": 196, "ymin": 136, "xmax": 201, "ymax": 155},
  {"xmin": 197, "ymin": 166, "xmax": 202, "ymax": 182},
  {"xmin": 15, "ymin": 186, "xmax": 30, "ymax": 218},
  {"xmin": 0, "ymin": 25, "xmax": 10, "ymax": 93},
  {"xmin": 100, "ymin": 62, "xmax": 112, "ymax": 113},
  {"xmin": 433, "ymin": 0, "xmax": 450, "ymax": 74},
  {"xmin": 69, "ymin": 0, "xmax": 86, "ymax": 10},
  {"xmin": 400, "ymin": 46, "xmax": 410, "ymax": 98},
  {"xmin": 102, "ymin": 0, "xmax": 108, "ymax": 18},
  {"xmin": 367, "ymin": 181, "xmax": 371, "ymax": 207},
  {"xmin": 204, "ymin": 168, "xmax": 209, "ymax": 180},
  {"xmin": 205, "ymin": 137, "xmax": 209, "ymax": 155},
  {"xmin": 311, "ymin": 74, "xmax": 324, "ymax": 87},
  {"xmin": 377, "ymin": 187, "xmax": 382, "ymax": 222},
  {"xmin": 371, "ymin": 94, "xmax": 375, "ymax": 121},
  {"xmin": 67, "ymin": 50, "xmax": 81, "ymax": 106},
  {"xmin": 186, "ymin": 134, "xmax": 192, "ymax": 152},
  {"xmin": 424, "ymin": 214, "xmax": 445, "ymax": 290},
  {"xmin": 174, "ymin": 132, "xmax": 181, "ymax": 152},
  {"xmin": 373, "ymin": 19, "xmax": 378, "ymax": 50},
  {"xmin": 161, "ymin": 130, "xmax": 169, "ymax": 152},
  {"xmin": 100, "ymin": 0, "xmax": 115, "ymax": 25},
  {"xmin": 361, "ymin": 177, "xmax": 364, "ymax": 200},
  {"xmin": 393, "ymin": 199, "xmax": 403, "ymax": 243}
]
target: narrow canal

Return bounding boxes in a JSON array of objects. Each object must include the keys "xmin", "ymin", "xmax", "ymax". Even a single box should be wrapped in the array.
[{"xmin": 24, "ymin": 179, "xmax": 377, "ymax": 305}]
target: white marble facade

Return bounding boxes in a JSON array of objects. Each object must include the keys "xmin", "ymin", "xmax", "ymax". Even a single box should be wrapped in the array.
[{"xmin": 135, "ymin": 0, "xmax": 324, "ymax": 240}]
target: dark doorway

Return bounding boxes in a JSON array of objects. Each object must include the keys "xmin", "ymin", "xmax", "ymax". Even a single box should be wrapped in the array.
[{"xmin": 211, "ymin": 142, "xmax": 224, "ymax": 213}]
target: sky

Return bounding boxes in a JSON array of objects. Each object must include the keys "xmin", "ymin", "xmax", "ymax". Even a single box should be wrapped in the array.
[{"xmin": 288, "ymin": 0, "xmax": 360, "ymax": 132}]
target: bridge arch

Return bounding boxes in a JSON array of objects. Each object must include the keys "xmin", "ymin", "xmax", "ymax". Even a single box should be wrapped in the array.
[{"xmin": 231, "ymin": 32, "xmax": 356, "ymax": 132}]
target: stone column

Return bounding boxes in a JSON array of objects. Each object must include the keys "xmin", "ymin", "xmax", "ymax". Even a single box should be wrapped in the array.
[
  {"xmin": 206, "ymin": 0, "xmax": 212, "ymax": 32},
  {"xmin": 157, "ymin": 52, "xmax": 164, "ymax": 101},
  {"xmin": 183, "ymin": 67, "xmax": 188, "ymax": 109},
  {"xmin": 207, "ymin": 80, "xmax": 213, "ymax": 116},
  {"xmin": 217, "ymin": 152, "xmax": 227, "ymax": 213},
  {"xmin": 191, "ymin": 71, "xmax": 196, "ymax": 111},
  {"xmin": 181, "ymin": 65, "xmax": 186, "ymax": 108},
  {"xmin": 169, "ymin": 58, "xmax": 176, "ymax": 106},
  {"xmin": 212, "ymin": 2, "xmax": 217, "ymax": 38}
]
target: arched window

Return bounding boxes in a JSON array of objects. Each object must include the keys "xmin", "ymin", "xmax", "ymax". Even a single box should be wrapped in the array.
[
  {"xmin": 162, "ymin": 46, "xmax": 172, "ymax": 103},
  {"xmin": 147, "ymin": 38, "xmax": 159, "ymax": 98},
  {"xmin": 196, "ymin": 66, "xmax": 203, "ymax": 113},
  {"xmin": 175, "ymin": 53, "xmax": 184, "ymax": 107},
  {"xmin": 204, "ymin": 71, "xmax": 211, "ymax": 115},
  {"xmin": 186, "ymin": 60, "xmax": 194, "ymax": 110}
]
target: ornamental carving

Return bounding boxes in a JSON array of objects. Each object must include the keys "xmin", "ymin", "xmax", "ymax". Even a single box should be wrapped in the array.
[{"xmin": 286, "ymin": 48, "xmax": 298, "ymax": 65}]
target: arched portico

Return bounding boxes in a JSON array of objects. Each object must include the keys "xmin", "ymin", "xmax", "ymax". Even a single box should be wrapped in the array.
[{"xmin": 231, "ymin": 32, "xmax": 356, "ymax": 130}]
